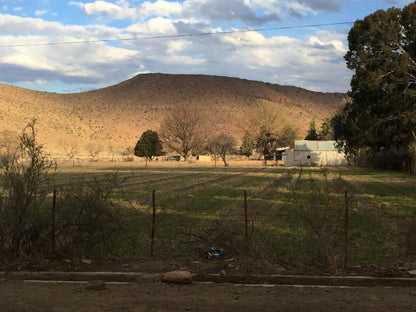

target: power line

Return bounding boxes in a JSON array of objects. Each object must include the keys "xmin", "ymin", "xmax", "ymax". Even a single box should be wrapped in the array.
[{"xmin": 0, "ymin": 21, "xmax": 353, "ymax": 48}]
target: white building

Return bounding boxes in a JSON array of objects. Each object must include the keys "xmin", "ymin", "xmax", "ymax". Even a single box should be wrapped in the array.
[{"xmin": 282, "ymin": 140, "xmax": 348, "ymax": 167}]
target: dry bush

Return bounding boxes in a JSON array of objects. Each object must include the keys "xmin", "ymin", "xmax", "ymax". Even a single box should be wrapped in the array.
[
  {"xmin": 0, "ymin": 120, "xmax": 54, "ymax": 257},
  {"xmin": 286, "ymin": 168, "xmax": 348, "ymax": 271}
]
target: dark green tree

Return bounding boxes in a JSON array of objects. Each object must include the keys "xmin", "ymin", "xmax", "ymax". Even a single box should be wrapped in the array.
[
  {"xmin": 333, "ymin": 3, "xmax": 416, "ymax": 168},
  {"xmin": 134, "ymin": 130, "xmax": 163, "ymax": 166},
  {"xmin": 305, "ymin": 121, "xmax": 319, "ymax": 140},
  {"xmin": 239, "ymin": 132, "xmax": 255, "ymax": 158},
  {"xmin": 318, "ymin": 118, "xmax": 334, "ymax": 140}
]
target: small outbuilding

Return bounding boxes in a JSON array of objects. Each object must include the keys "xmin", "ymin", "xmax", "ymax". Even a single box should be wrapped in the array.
[{"xmin": 282, "ymin": 140, "xmax": 347, "ymax": 167}]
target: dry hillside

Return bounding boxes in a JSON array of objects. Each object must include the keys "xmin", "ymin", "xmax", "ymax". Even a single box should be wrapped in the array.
[{"xmin": 0, "ymin": 73, "xmax": 346, "ymax": 156}]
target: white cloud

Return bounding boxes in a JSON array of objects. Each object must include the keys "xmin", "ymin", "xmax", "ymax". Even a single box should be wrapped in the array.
[
  {"xmin": 34, "ymin": 10, "xmax": 47, "ymax": 16},
  {"xmin": 138, "ymin": 0, "xmax": 183, "ymax": 19},
  {"xmin": 0, "ymin": 1, "xmax": 352, "ymax": 93},
  {"xmin": 84, "ymin": 0, "xmax": 136, "ymax": 19}
]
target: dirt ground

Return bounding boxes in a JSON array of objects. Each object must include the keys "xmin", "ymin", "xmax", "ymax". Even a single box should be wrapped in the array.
[{"xmin": 2, "ymin": 279, "xmax": 416, "ymax": 312}]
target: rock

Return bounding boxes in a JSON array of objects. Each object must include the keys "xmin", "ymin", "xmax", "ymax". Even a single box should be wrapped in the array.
[
  {"xmin": 86, "ymin": 280, "xmax": 106, "ymax": 291},
  {"xmin": 408, "ymin": 270, "xmax": 416, "ymax": 277},
  {"xmin": 220, "ymin": 270, "xmax": 227, "ymax": 278},
  {"xmin": 161, "ymin": 270, "xmax": 192, "ymax": 284},
  {"xmin": 81, "ymin": 259, "xmax": 93, "ymax": 265}
]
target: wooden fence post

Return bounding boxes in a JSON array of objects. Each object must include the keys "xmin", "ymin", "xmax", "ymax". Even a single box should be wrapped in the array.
[
  {"xmin": 244, "ymin": 190, "xmax": 248, "ymax": 240},
  {"xmin": 51, "ymin": 189, "xmax": 57, "ymax": 254},
  {"xmin": 344, "ymin": 190, "xmax": 349, "ymax": 269},
  {"xmin": 150, "ymin": 190, "xmax": 156, "ymax": 258}
]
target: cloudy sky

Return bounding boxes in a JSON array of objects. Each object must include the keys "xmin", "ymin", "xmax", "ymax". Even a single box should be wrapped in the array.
[{"xmin": 0, "ymin": 0, "xmax": 413, "ymax": 93}]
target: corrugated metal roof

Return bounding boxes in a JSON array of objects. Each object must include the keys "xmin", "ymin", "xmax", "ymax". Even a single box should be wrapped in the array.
[{"xmin": 294, "ymin": 140, "xmax": 337, "ymax": 151}]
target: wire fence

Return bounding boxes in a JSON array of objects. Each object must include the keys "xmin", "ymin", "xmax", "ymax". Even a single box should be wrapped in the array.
[{"xmin": 1, "ymin": 167, "xmax": 415, "ymax": 272}]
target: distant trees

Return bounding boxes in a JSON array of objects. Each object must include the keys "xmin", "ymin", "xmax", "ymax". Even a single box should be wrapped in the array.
[
  {"xmin": 305, "ymin": 121, "xmax": 319, "ymax": 140},
  {"xmin": 134, "ymin": 130, "xmax": 163, "ymax": 166},
  {"xmin": 249, "ymin": 102, "xmax": 298, "ymax": 165},
  {"xmin": 255, "ymin": 125, "xmax": 297, "ymax": 165},
  {"xmin": 207, "ymin": 133, "xmax": 236, "ymax": 167},
  {"xmin": 305, "ymin": 119, "xmax": 334, "ymax": 140},
  {"xmin": 160, "ymin": 104, "xmax": 204, "ymax": 161},
  {"xmin": 239, "ymin": 132, "xmax": 255, "ymax": 158},
  {"xmin": 332, "ymin": 2, "xmax": 416, "ymax": 171}
]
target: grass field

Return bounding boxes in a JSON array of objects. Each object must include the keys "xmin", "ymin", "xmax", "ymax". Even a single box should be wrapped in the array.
[{"xmin": 40, "ymin": 161, "xmax": 416, "ymax": 272}]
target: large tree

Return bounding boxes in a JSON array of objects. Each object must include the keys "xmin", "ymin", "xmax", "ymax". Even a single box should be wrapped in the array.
[
  {"xmin": 160, "ymin": 104, "xmax": 204, "ymax": 161},
  {"xmin": 333, "ymin": 3, "xmax": 416, "ymax": 168},
  {"xmin": 134, "ymin": 130, "xmax": 163, "ymax": 166}
]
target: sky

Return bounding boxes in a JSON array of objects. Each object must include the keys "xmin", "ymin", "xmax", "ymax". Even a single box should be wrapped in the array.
[{"xmin": 0, "ymin": 0, "xmax": 414, "ymax": 94}]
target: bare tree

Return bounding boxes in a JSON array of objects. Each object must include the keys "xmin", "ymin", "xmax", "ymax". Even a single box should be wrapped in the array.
[
  {"xmin": 207, "ymin": 133, "xmax": 237, "ymax": 167},
  {"xmin": 61, "ymin": 140, "xmax": 79, "ymax": 166},
  {"xmin": 160, "ymin": 104, "xmax": 204, "ymax": 160}
]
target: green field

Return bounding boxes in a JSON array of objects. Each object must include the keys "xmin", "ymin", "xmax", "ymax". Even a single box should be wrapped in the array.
[
  {"xmin": 48, "ymin": 164, "xmax": 416, "ymax": 268},
  {"xmin": 2, "ymin": 163, "xmax": 416, "ymax": 271}
]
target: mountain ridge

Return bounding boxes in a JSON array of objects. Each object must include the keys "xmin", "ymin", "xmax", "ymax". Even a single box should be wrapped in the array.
[{"xmin": 0, "ymin": 73, "xmax": 346, "ymax": 156}]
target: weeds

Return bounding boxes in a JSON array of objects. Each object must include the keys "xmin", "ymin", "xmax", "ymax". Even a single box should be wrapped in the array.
[{"xmin": 286, "ymin": 168, "xmax": 349, "ymax": 270}]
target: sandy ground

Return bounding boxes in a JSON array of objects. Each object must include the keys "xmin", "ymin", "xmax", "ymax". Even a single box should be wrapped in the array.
[{"xmin": 2, "ymin": 280, "xmax": 416, "ymax": 312}]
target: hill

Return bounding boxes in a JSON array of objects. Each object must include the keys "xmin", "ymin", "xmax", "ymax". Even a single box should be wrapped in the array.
[{"xmin": 0, "ymin": 73, "xmax": 347, "ymax": 156}]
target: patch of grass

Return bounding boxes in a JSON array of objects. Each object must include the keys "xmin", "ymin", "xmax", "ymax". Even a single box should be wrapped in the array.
[{"xmin": 4, "ymin": 164, "xmax": 415, "ymax": 268}]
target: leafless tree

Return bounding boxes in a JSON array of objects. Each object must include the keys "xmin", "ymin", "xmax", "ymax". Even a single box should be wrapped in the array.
[
  {"xmin": 207, "ymin": 133, "xmax": 237, "ymax": 167},
  {"xmin": 160, "ymin": 104, "xmax": 204, "ymax": 160}
]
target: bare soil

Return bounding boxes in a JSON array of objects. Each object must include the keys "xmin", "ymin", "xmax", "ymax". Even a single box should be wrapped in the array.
[
  {"xmin": 2, "ymin": 257, "xmax": 416, "ymax": 312},
  {"xmin": 2, "ymin": 279, "xmax": 416, "ymax": 312}
]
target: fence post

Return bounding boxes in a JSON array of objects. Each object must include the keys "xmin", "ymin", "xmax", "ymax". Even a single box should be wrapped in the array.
[
  {"xmin": 150, "ymin": 190, "xmax": 156, "ymax": 258},
  {"xmin": 244, "ymin": 190, "xmax": 248, "ymax": 240},
  {"xmin": 343, "ymin": 190, "xmax": 349, "ymax": 269},
  {"xmin": 51, "ymin": 189, "xmax": 57, "ymax": 254}
]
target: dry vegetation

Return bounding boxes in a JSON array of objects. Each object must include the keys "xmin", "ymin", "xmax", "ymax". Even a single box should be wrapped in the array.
[{"xmin": 0, "ymin": 73, "xmax": 346, "ymax": 156}]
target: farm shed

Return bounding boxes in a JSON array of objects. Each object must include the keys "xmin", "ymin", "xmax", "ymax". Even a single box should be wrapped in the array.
[{"xmin": 282, "ymin": 140, "xmax": 347, "ymax": 167}]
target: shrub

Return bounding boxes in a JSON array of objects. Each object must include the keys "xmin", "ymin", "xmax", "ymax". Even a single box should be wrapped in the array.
[
  {"xmin": 286, "ymin": 168, "xmax": 348, "ymax": 270},
  {"xmin": 54, "ymin": 173, "xmax": 134, "ymax": 258},
  {"xmin": 0, "ymin": 119, "xmax": 54, "ymax": 257}
]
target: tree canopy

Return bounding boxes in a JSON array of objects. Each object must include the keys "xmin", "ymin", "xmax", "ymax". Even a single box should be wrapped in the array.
[
  {"xmin": 239, "ymin": 132, "xmax": 255, "ymax": 157},
  {"xmin": 134, "ymin": 130, "xmax": 163, "ymax": 165},
  {"xmin": 333, "ymin": 3, "xmax": 416, "ymax": 169},
  {"xmin": 305, "ymin": 119, "xmax": 334, "ymax": 140}
]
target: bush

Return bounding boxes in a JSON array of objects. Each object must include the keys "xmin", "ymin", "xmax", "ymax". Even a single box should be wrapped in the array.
[
  {"xmin": 0, "ymin": 120, "xmax": 53, "ymax": 257},
  {"xmin": 54, "ymin": 173, "xmax": 134, "ymax": 258},
  {"xmin": 286, "ymin": 168, "xmax": 348, "ymax": 270}
]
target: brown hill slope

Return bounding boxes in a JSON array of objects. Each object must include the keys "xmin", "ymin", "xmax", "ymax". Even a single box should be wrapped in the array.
[{"xmin": 0, "ymin": 73, "xmax": 346, "ymax": 156}]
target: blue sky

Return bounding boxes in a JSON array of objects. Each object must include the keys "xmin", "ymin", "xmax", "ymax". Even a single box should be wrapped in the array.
[{"xmin": 0, "ymin": 0, "xmax": 414, "ymax": 93}]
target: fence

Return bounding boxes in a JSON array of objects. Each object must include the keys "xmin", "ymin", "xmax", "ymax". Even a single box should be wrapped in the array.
[{"xmin": 0, "ymin": 166, "xmax": 415, "ymax": 272}]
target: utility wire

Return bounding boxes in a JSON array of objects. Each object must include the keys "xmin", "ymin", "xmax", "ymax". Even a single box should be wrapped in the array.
[{"xmin": 0, "ymin": 21, "xmax": 353, "ymax": 48}]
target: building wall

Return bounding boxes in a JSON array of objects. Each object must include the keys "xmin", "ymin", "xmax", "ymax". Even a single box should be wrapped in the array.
[{"xmin": 282, "ymin": 140, "xmax": 347, "ymax": 167}]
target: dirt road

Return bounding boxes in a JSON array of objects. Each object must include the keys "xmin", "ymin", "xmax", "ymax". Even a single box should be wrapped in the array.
[{"xmin": 2, "ymin": 280, "xmax": 416, "ymax": 312}]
